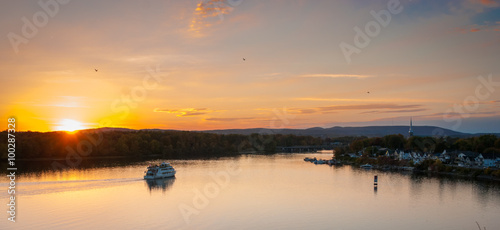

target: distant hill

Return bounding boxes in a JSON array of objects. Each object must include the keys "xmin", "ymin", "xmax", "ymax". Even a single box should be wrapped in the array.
[
  {"xmin": 85, "ymin": 126, "xmax": 498, "ymax": 138},
  {"xmin": 90, "ymin": 127, "xmax": 136, "ymax": 132},
  {"xmin": 202, "ymin": 126, "xmax": 476, "ymax": 138}
]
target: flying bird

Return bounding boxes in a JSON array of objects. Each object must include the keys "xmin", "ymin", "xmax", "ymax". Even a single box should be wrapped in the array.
[
  {"xmin": 243, "ymin": 58, "xmax": 246, "ymax": 61},
  {"xmin": 95, "ymin": 69, "xmax": 98, "ymax": 72},
  {"xmin": 367, "ymin": 91, "xmax": 370, "ymax": 94}
]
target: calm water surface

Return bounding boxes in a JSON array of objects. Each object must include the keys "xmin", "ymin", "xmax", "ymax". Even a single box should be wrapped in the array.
[{"xmin": 1, "ymin": 154, "xmax": 500, "ymax": 230}]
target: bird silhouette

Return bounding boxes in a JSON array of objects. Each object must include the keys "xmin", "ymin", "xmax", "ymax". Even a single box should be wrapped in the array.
[
  {"xmin": 243, "ymin": 58, "xmax": 246, "ymax": 61},
  {"xmin": 367, "ymin": 91, "xmax": 370, "ymax": 94},
  {"xmin": 95, "ymin": 69, "xmax": 98, "ymax": 72}
]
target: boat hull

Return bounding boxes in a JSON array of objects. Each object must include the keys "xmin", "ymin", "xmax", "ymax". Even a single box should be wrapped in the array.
[{"xmin": 144, "ymin": 171, "xmax": 176, "ymax": 180}]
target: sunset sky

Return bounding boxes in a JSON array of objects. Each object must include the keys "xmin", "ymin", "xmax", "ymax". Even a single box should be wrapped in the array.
[{"xmin": 1, "ymin": 0, "xmax": 499, "ymax": 133}]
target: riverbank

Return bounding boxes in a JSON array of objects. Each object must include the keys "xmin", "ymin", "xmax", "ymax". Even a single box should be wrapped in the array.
[
  {"xmin": 411, "ymin": 167, "xmax": 500, "ymax": 182},
  {"xmin": 361, "ymin": 161, "xmax": 500, "ymax": 182},
  {"xmin": 5, "ymin": 153, "xmax": 500, "ymax": 230},
  {"xmin": 316, "ymin": 155, "xmax": 500, "ymax": 182}
]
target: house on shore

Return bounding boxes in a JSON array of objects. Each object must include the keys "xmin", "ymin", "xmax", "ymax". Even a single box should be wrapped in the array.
[
  {"xmin": 477, "ymin": 153, "xmax": 500, "ymax": 168},
  {"xmin": 455, "ymin": 151, "xmax": 479, "ymax": 167}
]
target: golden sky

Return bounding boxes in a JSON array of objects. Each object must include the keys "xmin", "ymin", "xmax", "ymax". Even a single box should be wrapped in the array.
[{"xmin": 1, "ymin": 0, "xmax": 499, "ymax": 133}]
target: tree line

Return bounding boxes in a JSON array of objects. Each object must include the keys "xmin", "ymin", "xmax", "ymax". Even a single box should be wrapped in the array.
[
  {"xmin": 2, "ymin": 130, "xmax": 498, "ymax": 161},
  {"xmin": 340, "ymin": 134, "xmax": 500, "ymax": 155},
  {"xmin": 0, "ymin": 130, "xmax": 324, "ymax": 160}
]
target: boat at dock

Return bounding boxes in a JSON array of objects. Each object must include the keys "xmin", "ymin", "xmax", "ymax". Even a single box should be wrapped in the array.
[
  {"xmin": 144, "ymin": 162, "xmax": 176, "ymax": 179},
  {"xmin": 314, "ymin": 159, "xmax": 326, "ymax": 164},
  {"xmin": 360, "ymin": 164, "xmax": 373, "ymax": 169},
  {"xmin": 304, "ymin": 157, "xmax": 316, "ymax": 162}
]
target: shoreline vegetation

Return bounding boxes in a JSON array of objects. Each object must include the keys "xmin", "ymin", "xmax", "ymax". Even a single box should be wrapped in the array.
[
  {"xmin": 331, "ymin": 157, "xmax": 500, "ymax": 182},
  {"xmin": 0, "ymin": 129, "xmax": 323, "ymax": 160},
  {"xmin": 331, "ymin": 133, "xmax": 500, "ymax": 182},
  {"xmin": 1, "ymin": 130, "xmax": 500, "ymax": 182}
]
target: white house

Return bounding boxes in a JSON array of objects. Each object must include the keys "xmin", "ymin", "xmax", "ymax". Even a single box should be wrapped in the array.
[
  {"xmin": 439, "ymin": 150, "xmax": 451, "ymax": 163},
  {"xmin": 475, "ymin": 154, "xmax": 484, "ymax": 167},
  {"xmin": 399, "ymin": 151, "xmax": 411, "ymax": 161},
  {"xmin": 457, "ymin": 152, "xmax": 480, "ymax": 167},
  {"xmin": 480, "ymin": 153, "xmax": 499, "ymax": 168}
]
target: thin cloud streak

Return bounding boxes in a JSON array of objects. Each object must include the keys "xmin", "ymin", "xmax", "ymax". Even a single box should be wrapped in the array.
[
  {"xmin": 287, "ymin": 104, "xmax": 425, "ymax": 115},
  {"xmin": 475, "ymin": 0, "xmax": 500, "ymax": 7},
  {"xmin": 295, "ymin": 97, "xmax": 449, "ymax": 103},
  {"xmin": 318, "ymin": 104, "xmax": 422, "ymax": 112},
  {"xmin": 205, "ymin": 117, "xmax": 256, "ymax": 122},
  {"xmin": 360, "ymin": 108, "xmax": 428, "ymax": 114},
  {"xmin": 154, "ymin": 108, "xmax": 215, "ymax": 117},
  {"xmin": 300, "ymin": 74, "xmax": 373, "ymax": 79}
]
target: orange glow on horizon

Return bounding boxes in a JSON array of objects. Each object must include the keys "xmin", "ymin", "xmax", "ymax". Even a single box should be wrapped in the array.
[{"xmin": 54, "ymin": 119, "xmax": 86, "ymax": 133}]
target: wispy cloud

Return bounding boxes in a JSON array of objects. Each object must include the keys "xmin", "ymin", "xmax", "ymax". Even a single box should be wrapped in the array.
[
  {"xmin": 287, "ymin": 104, "xmax": 425, "ymax": 115},
  {"xmin": 189, "ymin": 0, "xmax": 234, "ymax": 36},
  {"xmin": 318, "ymin": 104, "xmax": 422, "ymax": 112},
  {"xmin": 474, "ymin": 0, "xmax": 500, "ymax": 7},
  {"xmin": 295, "ymin": 97, "xmax": 375, "ymax": 102},
  {"xmin": 299, "ymin": 74, "xmax": 373, "ymax": 79},
  {"xmin": 205, "ymin": 117, "xmax": 256, "ymax": 122},
  {"xmin": 407, "ymin": 111, "xmax": 500, "ymax": 120},
  {"xmin": 154, "ymin": 108, "xmax": 215, "ymax": 117},
  {"xmin": 258, "ymin": 72, "xmax": 285, "ymax": 80},
  {"xmin": 454, "ymin": 24, "xmax": 500, "ymax": 33},
  {"xmin": 360, "ymin": 108, "xmax": 428, "ymax": 114},
  {"xmin": 289, "ymin": 109, "xmax": 317, "ymax": 115},
  {"xmin": 295, "ymin": 97, "xmax": 450, "ymax": 103}
]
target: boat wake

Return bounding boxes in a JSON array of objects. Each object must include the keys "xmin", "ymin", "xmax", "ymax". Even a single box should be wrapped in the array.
[{"xmin": 0, "ymin": 178, "xmax": 143, "ymax": 198}]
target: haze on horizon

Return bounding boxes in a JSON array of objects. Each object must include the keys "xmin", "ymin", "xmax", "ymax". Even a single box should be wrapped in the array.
[{"xmin": 1, "ymin": 0, "xmax": 499, "ymax": 134}]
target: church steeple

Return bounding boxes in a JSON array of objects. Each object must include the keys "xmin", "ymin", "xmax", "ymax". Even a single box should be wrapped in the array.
[{"xmin": 408, "ymin": 117, "xmax": 414, "ymax": 137}]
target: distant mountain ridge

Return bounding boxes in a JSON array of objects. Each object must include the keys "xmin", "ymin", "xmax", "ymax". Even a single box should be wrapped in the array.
[
  {"xmin": 87, "ymin": 126, "xmax": 498, "ymax": 138},
  {"xmin": 201, "ymin": 126, "xmax": 487, "ymax": 138}
]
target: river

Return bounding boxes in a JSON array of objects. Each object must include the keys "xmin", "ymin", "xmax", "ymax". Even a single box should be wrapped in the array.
[{"xmin": 1, "ymin": 153, "xmax": 500, "ymax": 229}]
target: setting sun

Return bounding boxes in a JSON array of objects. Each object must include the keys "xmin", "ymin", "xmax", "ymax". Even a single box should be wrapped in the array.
[{"xmin": 55, "ymin": 119, "xmax": 85, "ymax": 132}]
